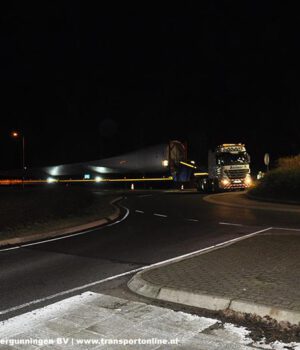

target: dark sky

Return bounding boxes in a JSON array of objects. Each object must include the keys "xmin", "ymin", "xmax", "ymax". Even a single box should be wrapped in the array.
[{"xmin": 0, "ymin": 2, "xmax": 299, "ymax": 171}]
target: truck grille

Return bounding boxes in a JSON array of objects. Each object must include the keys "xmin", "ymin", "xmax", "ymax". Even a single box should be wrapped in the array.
[{"xmin": 225, "ymin": 169, "xmax": 249, "ymax": 179}]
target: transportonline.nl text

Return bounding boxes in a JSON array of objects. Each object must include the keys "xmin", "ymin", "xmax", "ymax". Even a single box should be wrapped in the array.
[{"xmin": 0, "ymin": 337, "xmax": 180, "ymax": 347}]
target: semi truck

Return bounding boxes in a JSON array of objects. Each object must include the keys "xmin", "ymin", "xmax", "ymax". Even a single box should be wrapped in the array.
[{"xmin": 195, "ymin": 143, "xmax": 252, "ymax": 192}]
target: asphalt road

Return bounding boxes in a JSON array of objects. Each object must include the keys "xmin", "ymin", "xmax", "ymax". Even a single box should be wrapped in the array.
[{"xmin": 0, "ymin": 191, "xmax": 299, "ymax": 322}]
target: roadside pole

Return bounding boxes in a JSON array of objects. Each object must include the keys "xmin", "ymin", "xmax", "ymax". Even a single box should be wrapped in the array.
[
  {"xmin": 264, "ymin": 153, "xmax": 270, "ymax": 172},
  {"xmin": 22, "ymin": 135, "xmax": 25, "ymax": 189}
]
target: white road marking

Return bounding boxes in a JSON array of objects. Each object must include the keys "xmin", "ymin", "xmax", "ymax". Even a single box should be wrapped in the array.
[
  {"xmin": 219, "ymin": 222, "xmax": 244, "ymax": 227},
  {"xmin": 0, "ymin": 267, "xmax": 144, "ymax": 316},
  {"xmin": 0, "ymin": 205, "xmax": 130, "ymax": 253},
  {"xmin": 153, "ymin": 213, "xmax": 168, "ymax": 218},
  {"xmin": 135, "ymin": 210, "xmax": 144, "ymax": 214},
  {"xmin": 186, "ymin": 219, "xmax": 199, "ymax": 222},
  {"xmin": 272, "ymin": 226, "xmax": 300, "ymax": 232},
  {"xmin": 0, "ymin": 226, "xmax": 272, "ymax": 317},
  {"xmin": 138, "ymin": 194, "xmax": 153, "ymax": 198},
  {"xmin": 105, "ymin": 205, "xmax": 130, "ymax": 227},
  {"xmin": 219, "ymin": 223, "xmax": 300, "ymax": 231}
]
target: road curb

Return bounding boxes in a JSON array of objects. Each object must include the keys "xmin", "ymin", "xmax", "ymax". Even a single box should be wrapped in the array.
[
  {"xmin": 230, "ymin": 300, "xmax": 300, "ymax": 325},
  {"xmin": 128, "ymin": 272, "xmax": 231, "ymax": 311},
  {"xmin": 203, "ymin": 192, "xmax": 300, "ymax": 213},
  {"xmin": 128, "ymin": 272, "xmax": 161, "ymax": 299},
  {"xmin": 0, "ymin": 196, "xmax": 123, "ymax": 248},
  {"xmin": 128, "ymin": 263, "xmax": 232, "ymax": 311},
  {"xmin": 128, "ymin": 270, "xmax": 300, "ymax": 325}
]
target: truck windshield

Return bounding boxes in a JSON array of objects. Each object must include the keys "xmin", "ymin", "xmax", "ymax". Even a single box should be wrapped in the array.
[{"xmin": 217, "ymin": 152, "xmax": 250, "ymax": 165}]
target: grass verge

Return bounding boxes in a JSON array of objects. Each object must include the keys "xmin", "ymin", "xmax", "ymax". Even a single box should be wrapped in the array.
[{"xmin": 0, "ymin": 187, "xmax": 117, "ymax": 241}]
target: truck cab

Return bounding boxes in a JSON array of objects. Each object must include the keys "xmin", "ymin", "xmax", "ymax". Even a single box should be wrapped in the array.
[{"xmin": 197, "ymin": 144, "xmax": 252, "ymax": 192}]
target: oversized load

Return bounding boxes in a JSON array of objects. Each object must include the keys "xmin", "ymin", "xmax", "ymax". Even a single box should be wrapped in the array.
[{"xmin": 0, "ymin": 141, "xmax": 187, "ymax": 181}]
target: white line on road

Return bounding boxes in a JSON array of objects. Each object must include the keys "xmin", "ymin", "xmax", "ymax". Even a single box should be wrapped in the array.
[
  {"xmin": 0, "ymin": 205, "xmax": 130, "ymax": 253},
  {"xmin": 219, "ymin": 222, "xmax": 244, "ymax": 227},
  {"xmin": 271, "ymin": 226, "xmax": 300, "ymax": 232},
  {"xmin": 153, "ymin": 213, "xmax": 168, "ymax": 218},
  {"xmin": 0, "ymin": 226, "xmax": 273, "ymax": 317},
  {"xmin": 135, "ymin": 210, "xmax": 144, "ymax": 214},
  {"xmin": 138, "ymin": 194, "xmax": 153, "ymax": 198},
  {"xmin": 0, "ymin": 267, "xmax": 145, "ymax": 316},
  {"xmin": 105, "ymin": 205, "xmax": 130, "ymax": 227},
  {"xmin": 186, "ymin": 219, "xmax": 199, "ymax": 222},
  {"xmin": 219, "ymin": 223, "xmax": 300, "ymax": 231}
]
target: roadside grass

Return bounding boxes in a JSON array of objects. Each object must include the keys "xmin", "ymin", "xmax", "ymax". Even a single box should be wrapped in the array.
[
  {"xmin": 250, "ymin": 155, "xmax": 300, "ymax": 202},
  {"xmin": 0, "ymin": 187, "xmax": 116, "ymax": 240}
]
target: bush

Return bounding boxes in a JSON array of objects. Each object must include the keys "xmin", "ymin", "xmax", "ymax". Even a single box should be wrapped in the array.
[
  {"xmin": 250, "ymin": 155, "xmax": 300, "ymax": 202},
  {"xmin": 277, "ymin": 155, "xmax": 300, "ymax": 169}
]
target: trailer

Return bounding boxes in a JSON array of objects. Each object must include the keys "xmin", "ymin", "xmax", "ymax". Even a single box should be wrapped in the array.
[{"xmin": 0, "ymin": 141, "xmax": 188, "ymax": 183}]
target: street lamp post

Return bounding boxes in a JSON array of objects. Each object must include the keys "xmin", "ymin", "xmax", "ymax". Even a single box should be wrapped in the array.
[
  {"xmin": 22, "ymin": 135, "xmax": 25, "ymax": 173},
  {"xmin": 11, "ymin": 131, "xmax": 26, "ymax": 187}
]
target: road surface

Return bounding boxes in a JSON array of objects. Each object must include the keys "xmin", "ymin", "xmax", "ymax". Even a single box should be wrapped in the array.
[{"xmin": 0, "ymin": 191, "xmax": 299, "ymax": 322}]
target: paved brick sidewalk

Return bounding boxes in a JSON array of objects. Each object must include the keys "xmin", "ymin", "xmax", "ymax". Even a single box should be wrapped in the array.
[
  {"xmin": 0, "ymin": 292, "xmax": 255, "ymax": 350},
  {"xmin": 129, "ymin": 229, "xmax": 300, "ymax": 324}
]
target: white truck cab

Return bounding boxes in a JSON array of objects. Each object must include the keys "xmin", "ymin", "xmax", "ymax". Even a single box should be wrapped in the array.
[{"xmin": 197, "ymin": 144, "xmax": 252, "ymax": 192}]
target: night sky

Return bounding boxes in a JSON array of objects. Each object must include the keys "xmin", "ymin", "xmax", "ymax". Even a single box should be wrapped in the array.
[{"xmin": 1, "ymin": 3, "xmax": 299, "ymax": 172}]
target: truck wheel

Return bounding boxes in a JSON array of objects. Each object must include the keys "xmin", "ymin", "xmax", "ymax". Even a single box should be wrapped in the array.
[
  {"xmin": 204, "ymin": 179, "xmax": 212, "ymax": 193},
  {"xmin": 197, "ymin": 179, "xmax": 207, "ymax": 193},
  {"xmin": 210, "ymin": 179, "xmax": 219, "ymax": 193}
]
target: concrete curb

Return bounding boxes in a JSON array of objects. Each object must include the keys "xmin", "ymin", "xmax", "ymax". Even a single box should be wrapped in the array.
[
  {"xmin": 128, "ymin": 270, "xmax": 300, "ymax": 326},
  {"xmin": 128, "ymin": 273, "xmax": 230, "ymax": 310},
  {"xmin": 0, "ymin": 196, "xmax": 123, "ymax": 248},
  {"xmin": 230, "ymin": 300, "xmax": 300, "ymax": 326},
  {"xmin": 128, "ymin": 272, "xmax": 161, "ymax": 299},
  {"xmin": 203, "ymin": 192, "xmax": 300, "ymax": 213}
]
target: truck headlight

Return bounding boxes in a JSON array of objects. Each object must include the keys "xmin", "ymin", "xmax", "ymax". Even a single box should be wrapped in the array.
[
  {"xmin": 245, "ymin": 175, "xmax": 252, "ymax": 186},
  {"xmin": 221, "ymin": 178, "xmax": 230, "ymax": 186}
]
